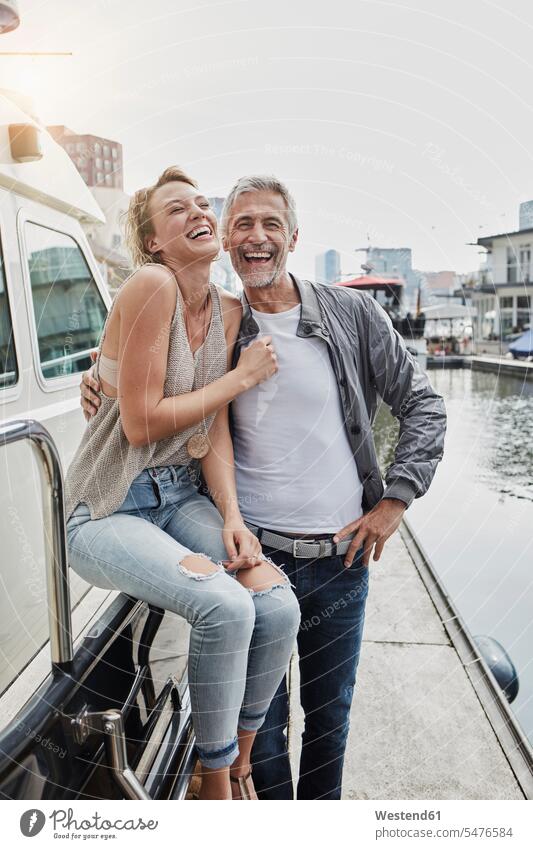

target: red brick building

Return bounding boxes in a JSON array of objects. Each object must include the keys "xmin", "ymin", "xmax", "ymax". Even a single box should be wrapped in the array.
[{"xmin": 47, "ymin": 126, "xmax": 123, "ymax": 190}]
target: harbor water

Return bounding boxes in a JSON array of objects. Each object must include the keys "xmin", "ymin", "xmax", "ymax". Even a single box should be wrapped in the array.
[{"xmin": 373, "ymin": 364, "xmax": 533, "ymax": 746}]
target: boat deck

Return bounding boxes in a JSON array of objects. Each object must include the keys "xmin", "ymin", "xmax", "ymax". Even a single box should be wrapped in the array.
[{"xmin": 288, "ymin": 527, "xmax": 529, "ymax": 799}]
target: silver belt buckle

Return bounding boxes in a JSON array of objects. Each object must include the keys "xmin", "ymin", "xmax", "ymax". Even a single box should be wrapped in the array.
[
  {"xmin": 292, "ymin": 537, "xmax": 329, "ymax": 559},
  {"xmin": 292, "ymin": 537, "xmax": 308, "ymax": 559},
  {"xmin": 292, "ymin": 539, "xmax": 305, "ymax": 560}
]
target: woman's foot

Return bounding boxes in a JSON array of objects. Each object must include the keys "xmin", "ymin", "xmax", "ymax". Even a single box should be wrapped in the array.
[
  {"xmin": 229, "ymin": 769, "xmax": 258, "ymax": 800},
  {"xmin": 230, "ymin": 727, "xmax": 259, "ymax": 798}
]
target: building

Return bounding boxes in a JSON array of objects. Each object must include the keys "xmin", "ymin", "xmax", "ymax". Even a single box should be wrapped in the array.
[
  {"xmin": 315, "ymin": 249, "xmax": 341, "ymax": 285},
  {"xmin": 519, "ymin": 200, "xmax": 533, "ymax": 230},
  {"xmin": 418, "ymin": 270, "xmax": 468, "ymax": 306},
  {"xmin": 47, "ymin": 126, "xmax": 123, "ymax": 190},
  {"xmin": 420, "ymin": 270, "xmax": 457, "ymax": 300},
  {"xmin": 207, "ymin": 196, "xmax": 240, "ymax": 294},
  {"xmin": 366, "ymin": 246, "xmax": 422, "ymax": 308},
  {"xmin": 472, "ymin": 224, "xmax": 533, "ymax": 345},
  {"xmin": 46, "ymin": 126, "xmax": 130, "ymax": 290}
]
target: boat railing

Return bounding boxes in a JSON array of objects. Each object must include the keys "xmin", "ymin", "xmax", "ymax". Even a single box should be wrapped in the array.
[
  {"xmin": 0, "ymin": 418, "xmax": 73, "ymax": 669},
  {"xmin": 0, "ymin": 419, "xmax": 200, "ymax": 801}
]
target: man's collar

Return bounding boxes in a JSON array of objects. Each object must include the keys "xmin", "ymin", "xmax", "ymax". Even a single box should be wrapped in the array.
[
  {"xmin": 240, "ymin": 273, "xmax": 324, "ymax": 337},
  {"xmin": 292, "ymin": 273, "xmax": 323, "ymax": 327}
]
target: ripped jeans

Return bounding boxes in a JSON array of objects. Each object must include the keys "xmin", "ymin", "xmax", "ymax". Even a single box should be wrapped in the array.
[{"xmin": 66, "ymin": 464, "xmax": 300, "ymax": 769}]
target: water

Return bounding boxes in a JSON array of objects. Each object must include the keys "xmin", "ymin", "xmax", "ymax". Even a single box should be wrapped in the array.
[{"xmin": 373, "ymin": 366, "xmax": 533, "ymax": 745}]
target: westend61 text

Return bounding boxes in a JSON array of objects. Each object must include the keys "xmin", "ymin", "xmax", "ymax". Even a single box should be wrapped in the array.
[{"xmin": 375, "ymin": 810, "xmax": 441, "ymax": 821}]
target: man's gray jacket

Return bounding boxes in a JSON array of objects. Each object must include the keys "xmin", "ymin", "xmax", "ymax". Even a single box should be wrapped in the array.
[{"xmin": 233, "ymin": 274, "xmax": 447, "ymax": 513}]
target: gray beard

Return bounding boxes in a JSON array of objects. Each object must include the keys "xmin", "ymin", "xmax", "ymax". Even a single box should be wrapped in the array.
[
  {"xmin": 236, "ymin": 246, "xmax": 282, "ymax": 289},
  {"xmin": 239, "ymin": 268, "xmax": 279, "ymax": 289},
  {"xmin": 240, "ymin": 272, "xmax": 277, "ymax": 289}
]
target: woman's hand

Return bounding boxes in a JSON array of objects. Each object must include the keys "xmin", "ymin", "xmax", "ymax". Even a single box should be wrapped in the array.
[
  {"xmin": 236, "ymin": 336, "xmax": 278, "ymax": 388},
  {"xmin": 222, "ymin": 520, "xmax": 263, "ymax": 571}
]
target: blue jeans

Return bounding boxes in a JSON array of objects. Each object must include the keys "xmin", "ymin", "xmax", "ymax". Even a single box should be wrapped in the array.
[
  {"xmin": 250, "ymin": 545, "xmax": 369, "ymax": 799},
  {"xmin": 66, "ymin": 464, "xmax": 300, "ymax": 770}
]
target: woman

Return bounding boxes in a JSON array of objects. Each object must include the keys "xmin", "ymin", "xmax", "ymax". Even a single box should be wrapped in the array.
[{"xmin": 65, "ymin": 167, "xmax": 300, "ymax": 800}]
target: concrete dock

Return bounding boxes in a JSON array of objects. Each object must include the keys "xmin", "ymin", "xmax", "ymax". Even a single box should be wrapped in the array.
[
  {"xmin": 288, "ymin": 527, "xmax": 530, "ymax": 800},
  {"xmin": 470, "ymin": 355, "xmax": 533, "ymax": 381}
]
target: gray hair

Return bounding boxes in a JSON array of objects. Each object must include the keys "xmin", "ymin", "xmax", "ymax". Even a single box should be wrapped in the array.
[{"xmin": 220, "ymin": 175, "xmax": 298, "ymax": 237}]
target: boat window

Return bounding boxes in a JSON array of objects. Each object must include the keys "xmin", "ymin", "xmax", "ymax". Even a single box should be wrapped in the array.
[
  {"xmin": 25, "ymin": 223, "xmax": 107, "ymax": 380},
  {"xmin": 0, "ymin": 235, "xmax": 18, "ymax": 390}
]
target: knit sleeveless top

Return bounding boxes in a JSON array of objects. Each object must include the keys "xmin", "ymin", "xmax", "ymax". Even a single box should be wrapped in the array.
[{"xmin": 64, "ymin": 273, "xmax": 227, "ymax": 521}]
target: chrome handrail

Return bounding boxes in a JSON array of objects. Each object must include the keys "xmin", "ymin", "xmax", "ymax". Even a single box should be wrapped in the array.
[{"xmin": 0, "ymin": 419, "xmax": 73, "ymax": 667}]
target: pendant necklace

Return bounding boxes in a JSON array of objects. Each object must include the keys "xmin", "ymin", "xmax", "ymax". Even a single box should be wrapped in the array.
[{"xmin": 186, "ymin": 286, "xmax": 211, "ymax": 460}]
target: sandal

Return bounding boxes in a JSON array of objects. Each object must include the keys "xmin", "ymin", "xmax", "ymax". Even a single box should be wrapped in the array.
[{"xmin": 229, "ymin": 769, "xmax": 256, "ymax": 800}]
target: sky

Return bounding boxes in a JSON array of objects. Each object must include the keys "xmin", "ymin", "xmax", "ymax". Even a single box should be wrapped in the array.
[{"xmin": 1, "ymin": 0, "xmax": 532, "ymax": 279}]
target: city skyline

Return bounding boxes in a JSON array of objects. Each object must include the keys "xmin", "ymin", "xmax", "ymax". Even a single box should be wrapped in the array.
[
  {"xmin": 41, "ymin": 116, "xmax": 533, "ymax": 301},
  {"xmin": 2, "ymin": 0, "xmax": 531, "ymax": 281}
]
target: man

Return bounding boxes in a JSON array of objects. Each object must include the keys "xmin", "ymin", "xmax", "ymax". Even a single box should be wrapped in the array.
[{"xmin": 80, "ymin": 175, "xmax": 446, "ymax": 799}]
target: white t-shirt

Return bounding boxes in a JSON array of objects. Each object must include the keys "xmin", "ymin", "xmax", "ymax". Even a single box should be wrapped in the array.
[{"xmin": 232, "ymin": 304, "xmax": 364, "ymax": 533}]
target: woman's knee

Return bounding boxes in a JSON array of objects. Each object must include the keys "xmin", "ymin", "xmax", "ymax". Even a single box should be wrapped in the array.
[
  {"xmin": 241, "ymin": 562, "xmax": 301, "ymax": 637},
  {"xmin": 235, "ymin": 559, "xmax": 290, "ymax": 594},
  {"xmin": 270, "ymin": 587, "xmax": 301, "ymax": 637},
  {"xmin": 175, "ymin": 553, "xmax": 254, "ymax": 623},
  {"xmin": 176, "ymin": 553, "xmax": 223, "ymax": 579},
  {"xmin": 194, "ymin": 573, "xmax": 256, "ymax": 636}
]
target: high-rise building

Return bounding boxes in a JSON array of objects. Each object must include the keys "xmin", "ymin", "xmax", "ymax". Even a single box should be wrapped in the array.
[
  {"xmin": 208, "ymin": 196, "xmax": 240, "ymax": 294},
  {"xmin": 47, "ymin": 126, "xmax": 124, "ymax": 190},
  {"xmin": 367, "ymin": 246, "xmax": 412, "ymax": 282},
  {"xmin": 366, "ymin": 246, "xmax": 422, "ymax": 308},
  {"xmin": 315, "ymin": 249, "xmax": 341, "ymax": 285},
  {"xmin": 519, "ymin": 200, "xmax": 533, "ymax": 231}
]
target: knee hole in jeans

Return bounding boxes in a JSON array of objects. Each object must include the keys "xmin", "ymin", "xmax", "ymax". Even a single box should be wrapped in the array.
[
  {"xmin": 236, "ymin": 557, "xmax": 291, "ymax": 596},
  {"xmin": 177, "ymin": 553, "xmax": 224, "ymax": 581}
]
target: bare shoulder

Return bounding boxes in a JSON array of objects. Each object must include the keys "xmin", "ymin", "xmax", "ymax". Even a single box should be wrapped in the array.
[
  {"xmin": 117, "ymin": 264, "xmax": 177, "ymax": 312},
  {"xmin": 216, "ymin": 286, "xmax": 243, "ymax": 335}
]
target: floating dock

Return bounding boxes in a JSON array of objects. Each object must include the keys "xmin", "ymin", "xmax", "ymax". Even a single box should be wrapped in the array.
[
  {"xmin": 426, "ymin": 355, "xmax": 465, "ymax": 370},
  {"xmin": 470, "ymin": 356, "xmax": 533, "ymax": 381}
]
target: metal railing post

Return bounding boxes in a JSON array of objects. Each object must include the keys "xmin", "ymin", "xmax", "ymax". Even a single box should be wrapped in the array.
[{"xmin": 0, "ymin": 419, "xmax": 73, "ymax": 668}]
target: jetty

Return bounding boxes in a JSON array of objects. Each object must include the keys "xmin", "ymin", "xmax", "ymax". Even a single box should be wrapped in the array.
[
  {"xmin": 470, "ymin": 356, "xmax": 533, "ymax": 382},
  {"xmin": 288, "ymin": 525, "xmax": 532, "ymax": 799}
]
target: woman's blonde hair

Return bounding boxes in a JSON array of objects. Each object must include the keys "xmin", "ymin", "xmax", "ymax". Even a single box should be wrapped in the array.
[{"xmin": 123, "ymin": 166, "xmax": 198, "ymax": 267}]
